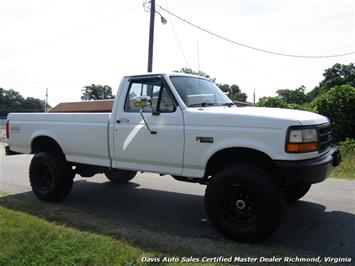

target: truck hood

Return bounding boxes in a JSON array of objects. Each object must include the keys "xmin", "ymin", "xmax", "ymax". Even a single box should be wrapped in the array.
[
  {"xmin": 186, "ymin": 106, "xmax": 329, "ymax": 128},
  {"xmin": 234, "ymin": 107, "xmax": 328, "ymax": 125}
]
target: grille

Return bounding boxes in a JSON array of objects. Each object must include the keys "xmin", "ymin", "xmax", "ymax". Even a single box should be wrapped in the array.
[{"xmin": 318, "ymin": 124, "xmax": 332, "ymax": 152}]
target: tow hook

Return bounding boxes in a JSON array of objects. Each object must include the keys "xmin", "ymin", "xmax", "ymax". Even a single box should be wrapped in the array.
[{"xmin": 332, "ymin": 149, "xmax": 341, "ymax": 167}]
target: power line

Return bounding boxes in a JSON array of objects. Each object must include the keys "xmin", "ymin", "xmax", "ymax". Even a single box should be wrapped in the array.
[
  {"xmin": 159, "ymin": 6, "xmax": 355, "ymax": 59},
  {"xmin": 1, "ymin": 5, "xmax": 141, "ymax": 61},
  {"xmin": 163, "ymin": 0, "xmax": 189, "ymax": 67}
]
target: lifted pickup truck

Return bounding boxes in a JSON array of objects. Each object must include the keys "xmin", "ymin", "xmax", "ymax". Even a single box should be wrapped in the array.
[{"xmin": 5, "ymin": 73, "xmax": 341, "ymax": 242}]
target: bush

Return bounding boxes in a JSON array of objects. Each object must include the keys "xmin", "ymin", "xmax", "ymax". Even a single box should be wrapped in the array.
[
  {"xmin": 332, "ymin": 138, "xmax": 355, "ymax": 179},
  {"xmin": 256, "ymin": 97, "xmax": 289, "ymax": 108},
  {"xmin": 287, "ymin": 103, "xmax": 312, "ymax": 111},
  {"xmin": 256, "ymin": 97, "xmax": 312, "ymax": 111},
  {"xmin": 339, "ymin": 138, "xmax": 355, "ymax": 156},
  {"xmin": 312, "ymin": 85, "xmax": 355, "ymax": 142}
]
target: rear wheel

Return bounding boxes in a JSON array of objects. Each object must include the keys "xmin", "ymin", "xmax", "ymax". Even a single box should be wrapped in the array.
[
  {"xmin": 105, "ymin": 169, "xmax": 137, "ymax": 183},
  {"xmin": 205, "ymin": 163, "xmax": 285, "ymax": 242},
  {"xmin": 29, "ymin": 152, "xmax": 74, "ymax": 202},
  {"xmin": 285, "ymin": 183, "xmax": 311, "ymax": 202}
]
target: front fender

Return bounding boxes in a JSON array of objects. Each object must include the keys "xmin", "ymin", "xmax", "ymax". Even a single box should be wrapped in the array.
[{"xmin": 202, "ymin": 137, "xmax": 276, "ymax": 167}]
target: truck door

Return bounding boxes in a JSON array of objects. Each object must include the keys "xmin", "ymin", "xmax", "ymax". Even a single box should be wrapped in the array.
[{"xmin": 112, "ymin": 76, "xmax": 184, "ymax": 175}]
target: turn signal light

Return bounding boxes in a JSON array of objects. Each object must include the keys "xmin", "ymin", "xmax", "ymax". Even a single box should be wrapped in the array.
[{"xmin": 287, "ymin": 142, "xmax": 318, "ymax": 152}]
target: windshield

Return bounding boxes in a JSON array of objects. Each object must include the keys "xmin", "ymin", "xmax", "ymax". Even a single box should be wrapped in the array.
[{"xmin": 169, "ymin": 76, "xmax": 234, "ymax": 107}]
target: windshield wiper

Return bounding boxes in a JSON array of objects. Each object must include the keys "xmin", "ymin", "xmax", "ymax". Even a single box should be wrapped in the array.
[
  {"xmin": 188, "ymin": 102, "xmax": 221, "ymax": 107},
  {"xmin": 188, "ymin": 102, "xmax": 235, "ymax": 107},
  {"xmin": 222, "ymin": 102, "xmax": 235, "ymax": 107}
]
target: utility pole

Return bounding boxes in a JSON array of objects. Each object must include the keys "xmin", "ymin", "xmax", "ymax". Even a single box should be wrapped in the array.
[
  {"xmin": 196, "ymin": 40, "xmax": 200, "ymax": 73},
  {"xmin": 147, "ymin": 0, "xmax": 155, "ymax": 72},
  {"xmin": 253, "ymin": 89, "xmax": 256, "ymax": 105},
  {"xmin": 45, "ymin": 88, "xmax": 48, "ymax": 112}
]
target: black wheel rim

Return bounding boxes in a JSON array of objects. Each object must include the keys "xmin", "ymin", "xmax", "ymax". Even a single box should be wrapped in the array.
[
  {"xmin": 223, "ymin": 185, "xmax": 258, "ymax": 224},
  {"xmin": 34, "ymin": 162, "xmax": 54, "ymax": 193}
]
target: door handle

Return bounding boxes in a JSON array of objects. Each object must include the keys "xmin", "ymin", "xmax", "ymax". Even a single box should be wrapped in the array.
[{"xmin": 116, "ymin": 118, "xmax": 129, "ymax": 123}]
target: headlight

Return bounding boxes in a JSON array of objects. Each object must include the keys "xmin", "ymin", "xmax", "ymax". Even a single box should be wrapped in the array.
[{"xmin": 286, "ymin": 127, "xmax": 318, "ymax": 153}]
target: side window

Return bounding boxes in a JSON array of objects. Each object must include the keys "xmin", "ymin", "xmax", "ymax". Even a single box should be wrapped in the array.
[
  {"xmin": 125, "ymin": 79, "xmax": 176, "ymax": 113},
  {"xmin": 159, "ymin": 86, "xmax": 175, "ymax": 112}
]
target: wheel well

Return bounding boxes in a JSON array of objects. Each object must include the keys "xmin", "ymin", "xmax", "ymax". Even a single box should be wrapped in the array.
[
  {"xmin": 31, "ymin": 136, "xmax": 63, "ymax": 154},
  {"xmin": 205, "ymin": 147, "xmax": 279, "ymax": 178}
]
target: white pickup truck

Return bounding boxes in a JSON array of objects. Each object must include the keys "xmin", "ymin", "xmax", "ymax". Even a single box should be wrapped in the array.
[{"xmin": 5, "ymin": 73, "xmax": 341, "ymax": 242}]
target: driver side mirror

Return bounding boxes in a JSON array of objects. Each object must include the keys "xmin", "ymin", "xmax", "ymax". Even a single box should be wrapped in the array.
[
  {"xmin": 223, "ymin": 91, "xmax": 231, "ymax": 97},
  {"xmin": 133, "ymin": 96, "xmax": 157, "ymax": 134},
  {"xmin": 133, "ymin": 95, "xmax": 151, "ymax": 109}
]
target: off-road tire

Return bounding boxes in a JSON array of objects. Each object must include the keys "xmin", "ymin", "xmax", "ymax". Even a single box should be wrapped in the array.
[
  {"xmin": 105, "ymin": 169, "xmax": 137, "ymax": 183},
  {"xmin": 29, "ymin": 152, "xmax": 74, "ymax": 202},
  {"xmin": 285, "ymin": 183, "xmax": 311, "ymax": 202},
  {"xmin": 205, "ymin": 163, "xmax": 285, "ymax": 242}
]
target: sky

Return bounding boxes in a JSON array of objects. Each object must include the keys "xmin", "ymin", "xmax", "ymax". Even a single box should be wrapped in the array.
[{"xmin": 0, "ymin": 0, "xmax": 354, "ymax": 106}]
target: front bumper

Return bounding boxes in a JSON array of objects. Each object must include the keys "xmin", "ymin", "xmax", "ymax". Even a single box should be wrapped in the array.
[{"xmin": 275, "ymin": 148, "xmax": 341, "ymax": 184}]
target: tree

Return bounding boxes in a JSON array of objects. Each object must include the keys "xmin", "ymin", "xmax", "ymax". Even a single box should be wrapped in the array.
[
  {"xmin": 276, "ymin": 85, "xmax": 309, "ymax": 104},
  {"xmin": 5, "ymin": 89, "xmax": 25, "ymax": 109},
  {"xmin": 0, "ymin": 88, "xmax": 46, "ymax": 117},
  {"xmin": 81, "ymin": 84, "xmax": 114, "ymax": 101},
  {"xmin": 218, "ymin": 83, "xmax": 247, "ymax": 102},
  {"xmin": 23, "ymin": 97, "xmax": 46, "ymax": 112},
  {"xmin": 308, "ymin": 63, "xmax": 355, "ymax": 100},
  {"xmin": 312, "ymin": 85, "xmax": 355, "ymax": 142},
  {"xmin": 256, "ymin": 97, "xmax": 289, "ymax": 108},
  {"xmin": 0, "ymin": 89, "xmax": 25, "ymax": 115}
]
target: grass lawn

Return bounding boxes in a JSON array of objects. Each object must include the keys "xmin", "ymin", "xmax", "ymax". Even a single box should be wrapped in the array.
[
  {"xmin": 0, "ymin": 204, "xmax": 162, "ymax": 266},
  {"xmin": 330, "ymin": 145, "xmax": 355, "ymax": 180}
]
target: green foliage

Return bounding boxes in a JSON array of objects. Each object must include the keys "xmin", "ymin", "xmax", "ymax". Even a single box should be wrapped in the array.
[
  {"xmin": 256, "ymin": 97, "xmax": 312, "ymax": 111},
  {"xmin": 312, "ymin": 85, "xmax": 355, "ymax": 142},
  {"xmin": 256, "ymin": 96, "xmax": 289, "ymax": 108},
  {"xmin": 331, "ymin": 138, "xmax": 355, "ymax": 179},
  {"xmin": 81, "ymin": 84, "xmax": 114, "ymax": 101},
  {"xmin": 217, "ymin": 83, "xmax": 248, "ymax": 102},
  {"xmin": 320, "ymin": 63, "xmax": 355, "ymax": 90},
  {"xmin": 339, "ymin": 138, "xmax": 355, "ymax": 156},
  {"xmin": 276, "ymin": 85, "xmax": 309, "ymax": 104},
  {"xmin": 287, "ymin": 103, "xmax": 312, "ymax": 111},
  {"xmin": 307, "ymin": 86, "xmax": 321, "ymax": 101},
  {"xmin": 0, "ymin": 87, "xmax": 47, "ymax": 117},
  {"xmin": 308, "ymin": 63, "xmax": 355, "ymax": 100}
]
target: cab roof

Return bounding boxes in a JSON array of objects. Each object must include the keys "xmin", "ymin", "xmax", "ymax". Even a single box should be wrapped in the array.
[{"xmin": 123, "ymin": 72, "xmax": 212, "ymax": 81}]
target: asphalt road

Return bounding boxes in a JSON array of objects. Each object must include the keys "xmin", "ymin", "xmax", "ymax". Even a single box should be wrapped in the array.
[{"xmin": 0, "ymin": 146, "xmax": 354, "ymax": 259}]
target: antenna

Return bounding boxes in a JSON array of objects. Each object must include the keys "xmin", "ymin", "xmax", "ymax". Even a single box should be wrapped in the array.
[{"xmin": 196, "ymin": 40, "xmax": 201, "ymax": 93}]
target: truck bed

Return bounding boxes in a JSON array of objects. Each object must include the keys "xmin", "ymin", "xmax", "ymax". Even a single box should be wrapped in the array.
[{"xmin": 7, "ymin": 113, "xmax": 111, "ymax": 167}]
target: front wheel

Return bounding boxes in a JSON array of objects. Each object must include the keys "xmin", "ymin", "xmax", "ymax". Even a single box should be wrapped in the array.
[
  {"xmin": 205, "ymin": 163, "xmax": 285, "ymax": 242},
  {"xmin": 285, "ymin": 183, "xmax": 311, "ymax": 202},
  {"xmin": 105, "ymin": 169, "xmax": 137, "ymax": 183},
  {"xmin": 29, "ymin": 152, "xmax": 74, "ymax": 202}
]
